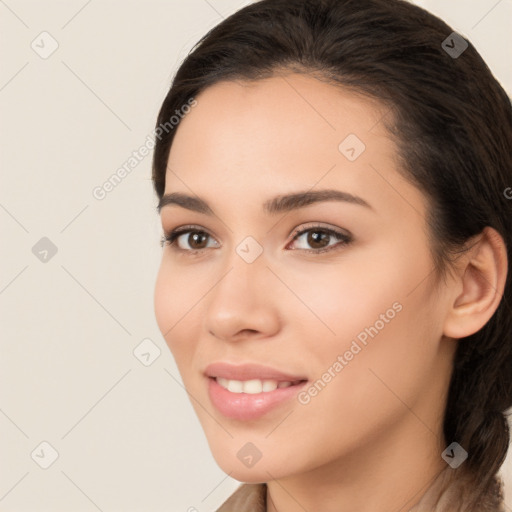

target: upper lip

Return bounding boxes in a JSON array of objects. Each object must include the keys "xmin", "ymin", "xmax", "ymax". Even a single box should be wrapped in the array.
[{"xmin": 204, "ymin": 362, "xmax": 308, "ymax": 382}]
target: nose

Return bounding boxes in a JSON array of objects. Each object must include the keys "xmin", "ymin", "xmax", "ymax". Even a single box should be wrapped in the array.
[{"xmin": 204, "ymin": 247, "xmax": 281, "ymax": 343}]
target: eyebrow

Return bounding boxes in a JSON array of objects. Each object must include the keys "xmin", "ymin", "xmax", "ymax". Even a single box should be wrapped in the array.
[{"xmin": 157, "ymin": 189, "xmax": 373, "ymax": 215}]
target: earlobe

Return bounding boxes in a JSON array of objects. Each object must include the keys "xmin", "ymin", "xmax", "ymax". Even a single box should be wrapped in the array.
[{"xmin": 443, "ymin": 226, "xmax": 508, "ymax": 339}]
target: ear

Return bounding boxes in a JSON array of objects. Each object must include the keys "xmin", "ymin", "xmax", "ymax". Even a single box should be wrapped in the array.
[{"xmin": 443, "ymin": 226, "xmax": 508, "ymax": 339}]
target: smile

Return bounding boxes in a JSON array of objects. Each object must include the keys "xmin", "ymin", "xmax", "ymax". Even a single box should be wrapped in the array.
[{"xmin": 215, "ymin": 377, "xmax": 304, "ymax": 394}]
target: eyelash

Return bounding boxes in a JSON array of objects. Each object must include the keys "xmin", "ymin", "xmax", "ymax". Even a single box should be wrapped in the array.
[{"xmin": 160, "ymin": 224, "xmax": 352, "ymax": 255}]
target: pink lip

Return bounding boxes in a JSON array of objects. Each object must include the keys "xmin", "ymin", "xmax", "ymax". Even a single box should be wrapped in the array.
[
  {"xmin": 204, "ymin": 362, "xmax": 307, "ymax": 382},
  {"xmin": 204, "ymin": 362, "xmax": 308, "ymax": 421},
  {"xmin": 207, "ymin": 377, "xmax": 308, "ymax": 421}
]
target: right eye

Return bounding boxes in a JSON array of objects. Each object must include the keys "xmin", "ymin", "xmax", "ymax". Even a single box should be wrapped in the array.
[{"xmin": 161, "ymin": 226, "xmax": 220, "ymax": 254}]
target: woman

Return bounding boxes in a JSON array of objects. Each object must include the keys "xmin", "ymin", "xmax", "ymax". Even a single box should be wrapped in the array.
[{"xmin": 151, "ymin": 0, "xmax": 512, "ymax": 510}]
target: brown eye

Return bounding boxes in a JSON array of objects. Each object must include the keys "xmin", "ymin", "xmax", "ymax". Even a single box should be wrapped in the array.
[
  {"xmin": 307, "ymin": 230, "xmax": 331, "ymax": 249},
  {"xmin": 288, "ymin": 226, "xmax": 352, "ymax": 254},
  {"xmin": 161, "ymin": 224, "xmax": 352, "ymax": 255},
  {"xmin": 184, "ymin": 231, "xmax": 209, "ymax": 249},
  {"xmin": 161, "ymin": 227, "xmax": 219, "ymax": 252}
]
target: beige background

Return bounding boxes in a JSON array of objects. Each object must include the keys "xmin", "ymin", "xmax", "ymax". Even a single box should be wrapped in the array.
[{"xmin": 1, "ymin": 1, "xmax": 511, "ymax": 510}]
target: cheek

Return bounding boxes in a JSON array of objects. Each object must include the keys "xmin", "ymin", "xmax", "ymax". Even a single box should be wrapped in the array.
[
  {"xmin": 308, "ymin": 273, "xmax": 437, "ymax": 421},
  {"xmin": 153, "ymin": 262, "xmax": 175, "ymax": 340},
  {"xmin": 279, "ymin": 251, "xmax": 408, "ymax": 347},
  {"xmin": 154, "ymin": 257, "xmax": 204, "ymax": 330},
  {"xmin": 153, "ymin": 259, "xmax": 200, "ymax": 363},
  {"xmin": 290, "ymin": 243, "xmax": 437, "ymax": 407},
  {"xmin": 317, "ymin": 238, "xmax": 433, "ymax": 345}
]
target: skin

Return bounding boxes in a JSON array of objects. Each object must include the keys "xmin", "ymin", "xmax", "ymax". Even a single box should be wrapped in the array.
[{"xmin": 153, "ymin": 72, "xmax": 508, "ymax": 512}]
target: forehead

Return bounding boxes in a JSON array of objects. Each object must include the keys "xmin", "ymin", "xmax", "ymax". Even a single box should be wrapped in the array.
[
  {"xmin": 163, "ymin": 73, "xmax": 426, "ymax": 223},
  {"xmin": 167, "ymin": 74, "xmax": 389, "ymax": 174}
]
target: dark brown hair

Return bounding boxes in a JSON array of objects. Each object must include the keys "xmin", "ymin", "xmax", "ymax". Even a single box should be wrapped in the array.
[{"xmin": 152, "ymin": 0, "xmax": 512, "ymax": 503}]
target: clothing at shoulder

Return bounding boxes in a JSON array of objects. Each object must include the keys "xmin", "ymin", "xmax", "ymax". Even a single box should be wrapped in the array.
[{"xmin": 214, "ymin": 467, "xmax": 506, "ymax": 512}]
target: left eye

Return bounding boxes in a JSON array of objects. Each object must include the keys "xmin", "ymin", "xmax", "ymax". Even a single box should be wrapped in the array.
[
  {"xmin": 288, "ymin": 226, "xmax": 352, "ymax": 253},
  {"xmin": 161, "ymin": 225, "xmax": 352, "ymax": 254}
]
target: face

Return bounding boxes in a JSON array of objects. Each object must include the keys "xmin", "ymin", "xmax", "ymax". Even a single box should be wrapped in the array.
[{"xmin": 154, "ymin": 73, "xmax": 455, "ymax": 483}]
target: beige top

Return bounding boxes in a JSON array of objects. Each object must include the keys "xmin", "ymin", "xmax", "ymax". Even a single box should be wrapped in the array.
[{"xmin": 215, "ymin": 466, "xmax": 505, "ymax": 512}]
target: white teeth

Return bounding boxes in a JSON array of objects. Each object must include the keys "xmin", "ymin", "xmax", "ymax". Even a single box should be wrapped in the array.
[
  {"xmin": 243, "ymin": 379, "xmax": 263, "ymax": 394},
  {"xmin": 227, "ymin": 380, "xmax": 243, "ymax": 393},
  {"xmin": 262, "ymin": 380, "xmax": 278, "ymax": 392},
  {"xmin": 215, "ymin": 378, "xmax": 297, "ymax": 394},
  {"xmin": 217, "ymin": 377, "xmax": 230, "ymax": 389}
]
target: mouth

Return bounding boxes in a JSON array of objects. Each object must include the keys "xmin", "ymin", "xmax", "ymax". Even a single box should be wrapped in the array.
[
  {"xmin": 204, "ymin": 361, "xmax": 308, "ymax": 383},
  {"xmin": 211, "ymin": 376, "xmax": 307, "ymax": 394},
  {"xmin": 204, "ymin": 362, "xmax": 309, "ymax": 421}
]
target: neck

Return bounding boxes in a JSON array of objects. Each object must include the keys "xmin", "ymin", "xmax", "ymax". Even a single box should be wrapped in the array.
[{"xmin": 265, "ymin": 414, "xmax": 447, "ymax": 512}]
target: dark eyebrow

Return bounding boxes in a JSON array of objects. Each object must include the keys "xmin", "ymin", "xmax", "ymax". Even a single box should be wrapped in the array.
[{"xmin": 157, "ymin": 189, "xmax": 373, "ymax": 215}]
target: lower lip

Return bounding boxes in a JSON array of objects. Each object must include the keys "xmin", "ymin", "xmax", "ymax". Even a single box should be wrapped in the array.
[{"xmin": 207, "ymin": 377, "xmax": 308, "ymax": 421}]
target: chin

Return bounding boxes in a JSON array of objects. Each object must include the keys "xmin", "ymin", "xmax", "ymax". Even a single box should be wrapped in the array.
[
  {"xmin": 228, "ymin": 469, "xmax": 268, "ymax": 484},
  {"xmin": 210, "ymin": 445, "xmax": 295, "ymax": 484}
]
